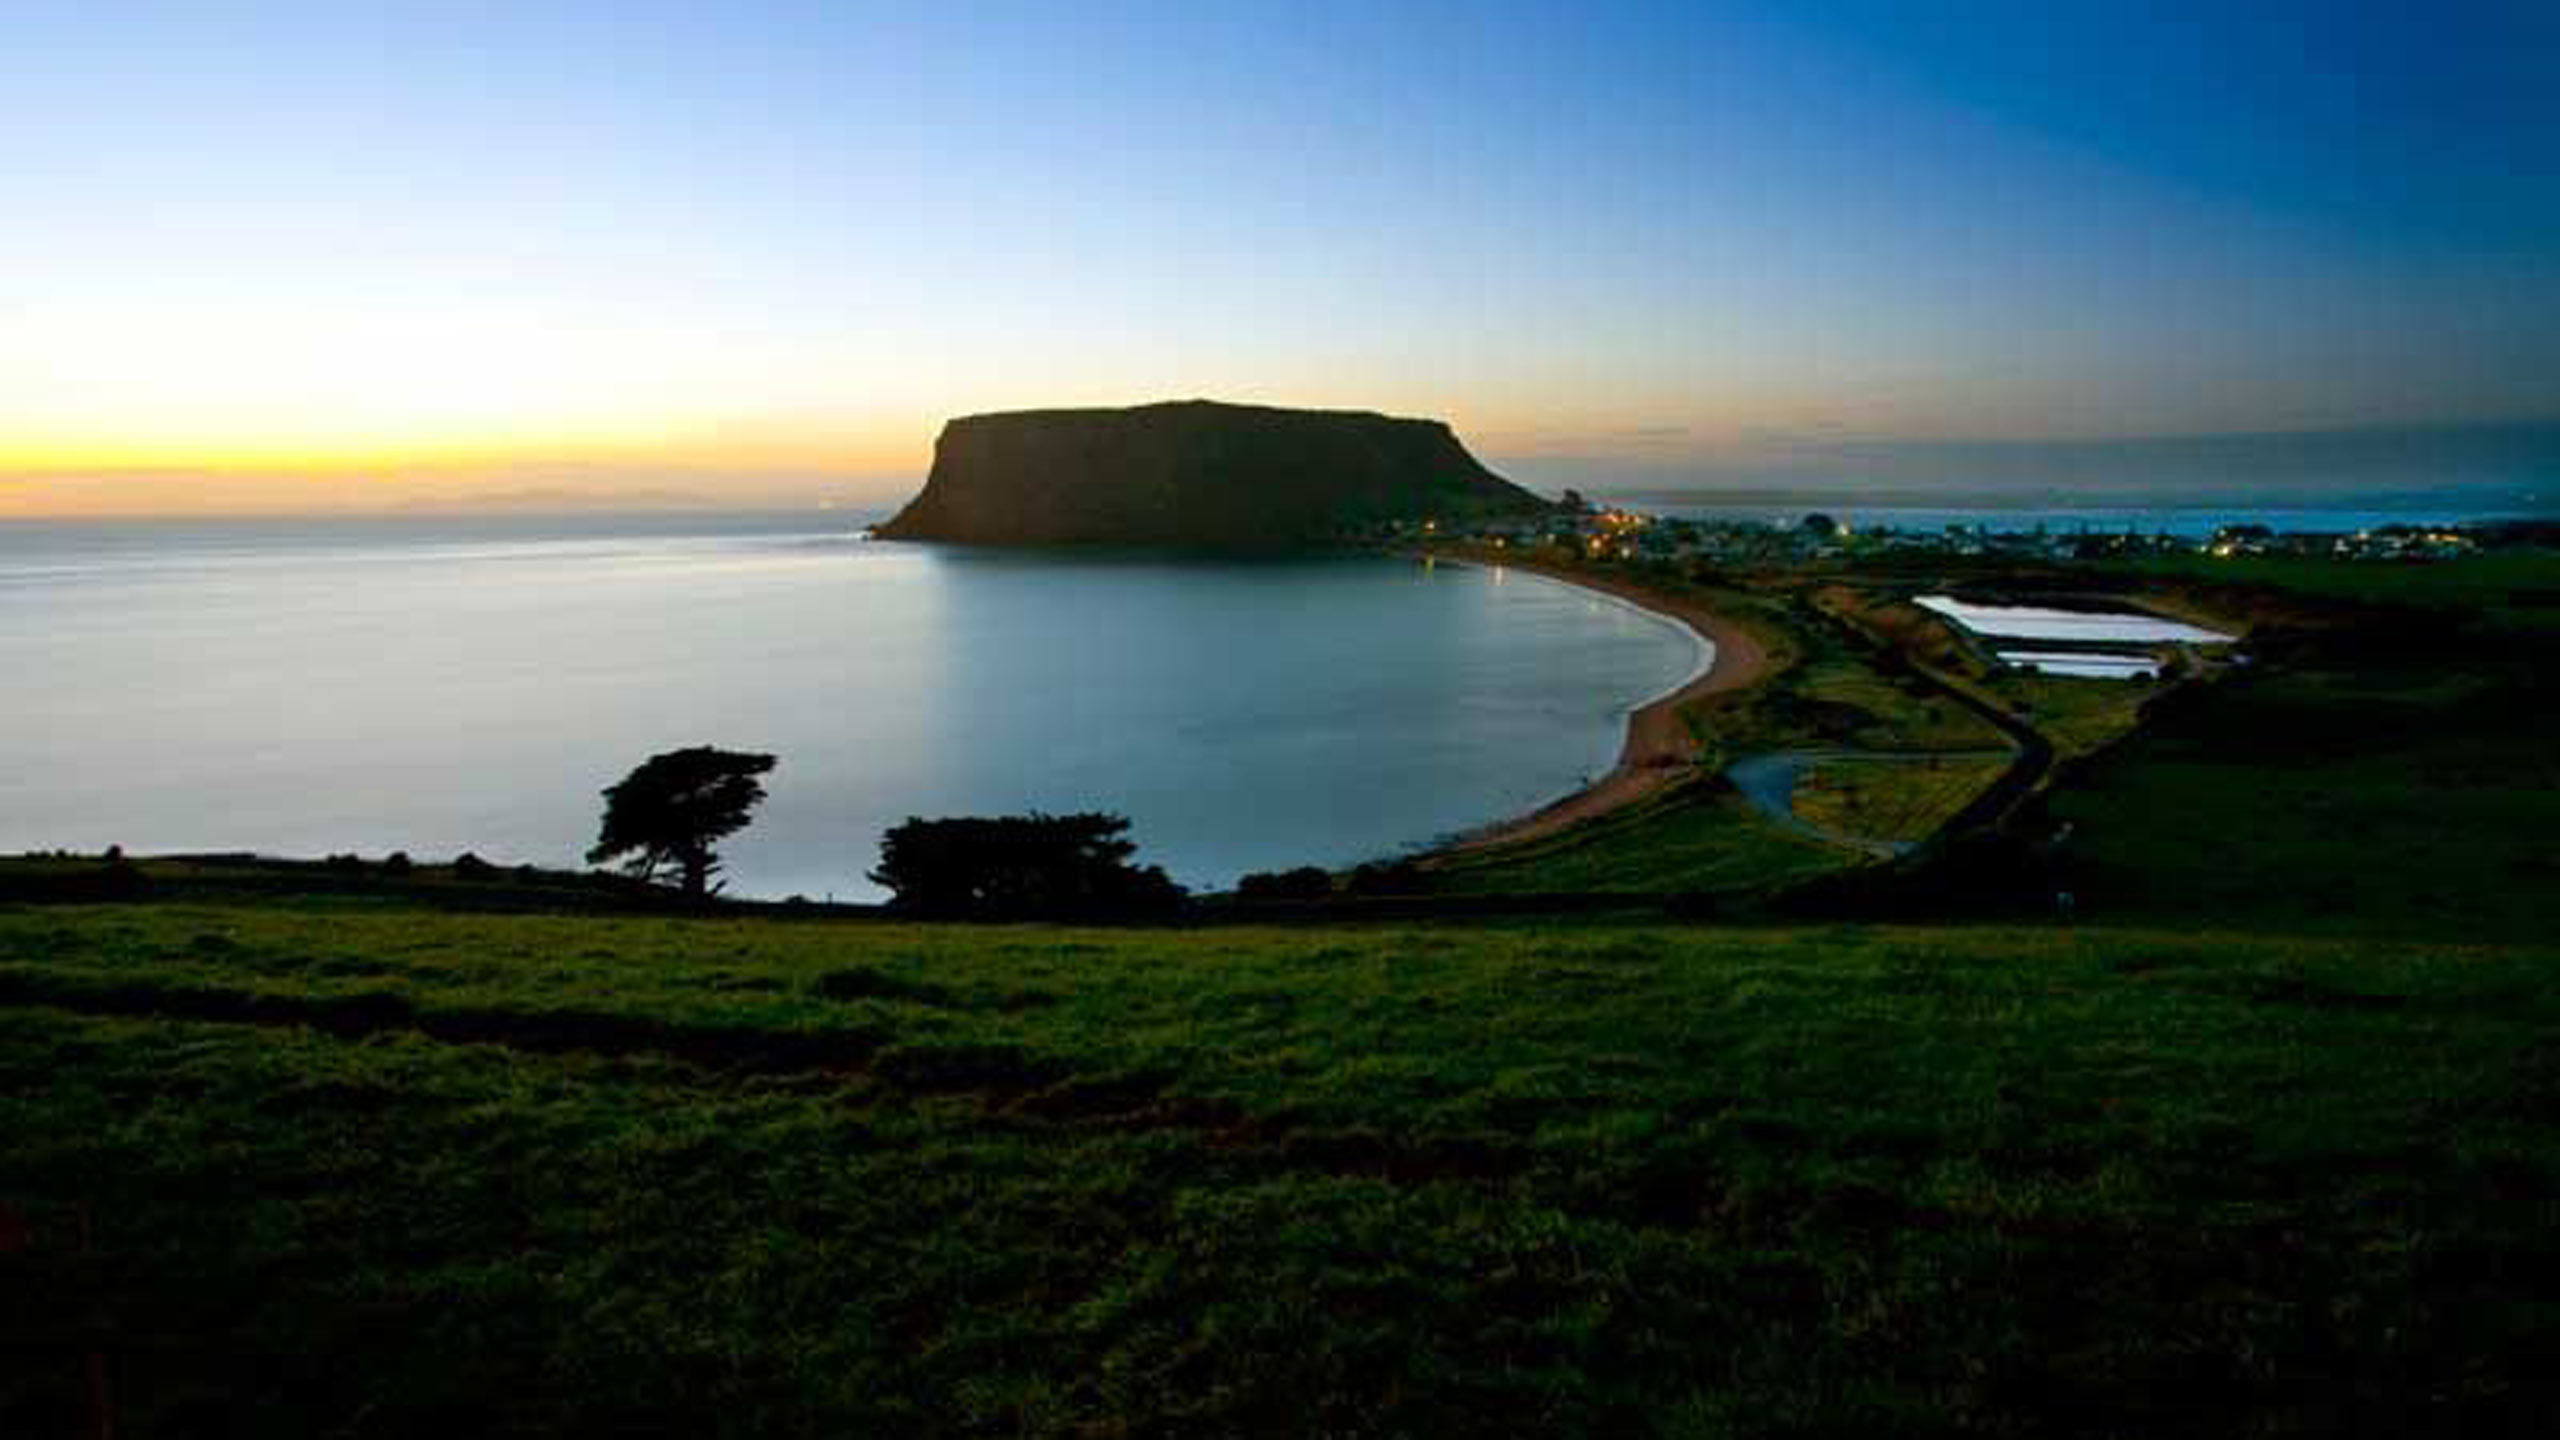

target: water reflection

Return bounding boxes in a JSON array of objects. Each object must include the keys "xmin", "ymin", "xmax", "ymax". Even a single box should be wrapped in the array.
[{"xmin": 1, "ymin": 520, "xmax": 1699, "ymax": 899}]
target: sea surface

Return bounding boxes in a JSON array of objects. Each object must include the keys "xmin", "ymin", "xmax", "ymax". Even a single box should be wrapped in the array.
[{"xmin": 0, "ymin": 513, "xmax": 1705, "ymax": 900}]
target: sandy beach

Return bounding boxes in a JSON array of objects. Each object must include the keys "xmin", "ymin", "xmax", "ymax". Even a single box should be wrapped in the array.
[{"xmin": 1439, "ymin": 556, "xmax": 1770, "ymax": 851}]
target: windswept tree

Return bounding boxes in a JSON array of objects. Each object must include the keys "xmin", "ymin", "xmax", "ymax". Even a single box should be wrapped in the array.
[{"xmin": 587, "ymin": 746, "xmax": 777, "ymax": 898}]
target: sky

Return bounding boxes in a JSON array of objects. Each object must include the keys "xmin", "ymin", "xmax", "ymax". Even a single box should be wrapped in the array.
[{"xmin": 4, "ymin": 0, "xmax": 2556, "ymax": 515}]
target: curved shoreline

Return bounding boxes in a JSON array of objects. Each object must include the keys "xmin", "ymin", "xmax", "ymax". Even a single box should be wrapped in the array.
[{"xmin": 1432, "ymin": 555, "xmax": 1771, "ymax": 852}]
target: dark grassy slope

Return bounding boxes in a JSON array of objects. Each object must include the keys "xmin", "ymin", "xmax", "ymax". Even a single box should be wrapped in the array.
[
  {"xmin": 6, "ymin": 897, "xmax": 2558, "ymax": 1436},
  {"xmin": 2040, "ymin": 555, "xmax": 2560, "ymax": 941},
  {"xmin": 1425, "ymin": 778, "xmax": 1850, "ymax": 897}
]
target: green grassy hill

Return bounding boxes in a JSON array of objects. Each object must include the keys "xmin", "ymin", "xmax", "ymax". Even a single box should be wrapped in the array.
[
  {"xmin": 5, "ymin": 887, "xmax": 2556, "ymax": 1435},
  {"xmin": 2042, "ymin": 553, "xmax": 2560, "ymax": 941},
  {"xmin": 8, "ymin": 551, "xmax": 2557, "ymax": 1435}
]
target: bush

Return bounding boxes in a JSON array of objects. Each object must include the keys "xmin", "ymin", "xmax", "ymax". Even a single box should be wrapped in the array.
[
  {"xmin": 0, "ymin": 859, "xmax": 148, "ymax": 904},
  {"xmin": 1346, "ymin": 860, "xmax": 1426, "ymax": 897},
  {"xmin": 870, "ymin": 813, "xmax": 1186, "ymax": 920},
  {"xmin": 451, "ymin": 852, "xmax": 496, "ymax": 880},
  {"xmin": 382, "ymin": 852, "xmax": 413, "ymax": 876},
  {"xmin": 1235, "ymin": 866, "xmax": 1333, "ymax": 902}
]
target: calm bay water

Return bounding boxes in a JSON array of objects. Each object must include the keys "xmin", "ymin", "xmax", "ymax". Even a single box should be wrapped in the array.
[{"xmin": 1, "ymin": 514, "xmax": 1703, "ymax": 899}]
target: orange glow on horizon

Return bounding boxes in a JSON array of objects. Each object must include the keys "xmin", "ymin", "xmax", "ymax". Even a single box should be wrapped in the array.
[{"xmin": 0, "ymin": 421, "xmax": 939, "ymax": 518}]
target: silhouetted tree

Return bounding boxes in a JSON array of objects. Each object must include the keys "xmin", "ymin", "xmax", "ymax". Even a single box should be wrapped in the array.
[
  {"xmin": 869, "ymin": 812, "xmax": 1185, "ymax": 919},
  {"xmin": 1800, "ymin": 512, "xmax": 1839, "ymax": 539},
  {"xmin": 587, "ymin": 746, "xmax": 777, "ymax": 897}
]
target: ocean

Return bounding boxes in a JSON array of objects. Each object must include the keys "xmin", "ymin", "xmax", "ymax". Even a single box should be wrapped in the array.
[{"xmin": 0, "ymin": 513, "xmax": 1703, "ymax": 900}]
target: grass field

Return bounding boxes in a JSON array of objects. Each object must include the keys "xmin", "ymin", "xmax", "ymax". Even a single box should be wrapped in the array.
[
  {"xmin": 1803, "ymin": 587, "xmax": 2154, "ymax": 765},
  {"xmin": 1791, "ymin": 756, "xmax": 2011, "ymax": 845},
  {"xmin": 1421, "ymin": 779, "xmax": 1853, "ymax": 897},
  {"xmin": 1974, "ymin": 670, "xmax": 2153, "ymax": 760},
  {"xmin": 2112, "ymin": 551, "xmax": 2560, "ymax": 624},
  {"xmin": 9, "ymin": 551, "xmax": 2557, "ymax": 1435},
  {"xmin": 5, "ymin": 886, "xmax": 2558, "ymax": 1436},
  {"xmin": 2043, "ymin": 552, "xmax": 2560, "ymax": 942},
  {"xmin": 1472, "ymin": 548, "xmax": 2560, "ymax": 943},
  {"xmin": 1692, "ymin": 583, "xmax": 2004, "ymax": 764}
]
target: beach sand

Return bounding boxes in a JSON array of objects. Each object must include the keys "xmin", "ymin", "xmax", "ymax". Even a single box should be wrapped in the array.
[{"xmin": 1439, "ymin": 557, "xmax": 1769, "ymax": 851}]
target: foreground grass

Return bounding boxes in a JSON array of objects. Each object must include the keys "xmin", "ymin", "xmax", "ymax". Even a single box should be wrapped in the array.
[{"xmin": 5, "ymin": 893, "xmax": 2557, "ymax": 1436}]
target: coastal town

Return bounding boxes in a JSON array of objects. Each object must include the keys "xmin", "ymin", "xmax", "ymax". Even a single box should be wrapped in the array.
[{"xmin": 1392, "ymin": 497, "xmax": 2546, "ymax": 567}]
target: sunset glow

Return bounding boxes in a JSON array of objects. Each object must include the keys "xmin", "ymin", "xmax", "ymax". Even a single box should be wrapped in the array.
[
  {"xmin": 6, "ymin": 1, "xmax": 2554, "ymax": 515},
  {"xmin": 7, "ymin": 6, "xmax": 2560, "ymax": 1426}
]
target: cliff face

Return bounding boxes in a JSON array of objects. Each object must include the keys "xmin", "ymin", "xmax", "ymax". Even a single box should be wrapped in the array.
[{"xmin": 873, "ymin": 400, "xmax": 1551, "ymax": 548}]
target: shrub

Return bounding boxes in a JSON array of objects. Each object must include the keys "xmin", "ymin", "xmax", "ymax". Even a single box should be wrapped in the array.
[
  {"xmin": 1236, "ymin": 866, "xmax": 1333, "ymax": 901},
  {"xmin": 1346, "ymin": 860, "xmax": 1426, "ymax": 897},
  {"xmin": 870, "ymin": 813, "xmax": 1186, "ymax": 920},
  {"xmin": 0, "ymin": 859, "xmax": 147, "ymax": 904}
]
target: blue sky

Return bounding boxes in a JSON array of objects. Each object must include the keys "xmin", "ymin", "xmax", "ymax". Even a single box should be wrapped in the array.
[{"xmin": 3, "ymin": 0, "xmax": 2554, "ymax": 511}]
